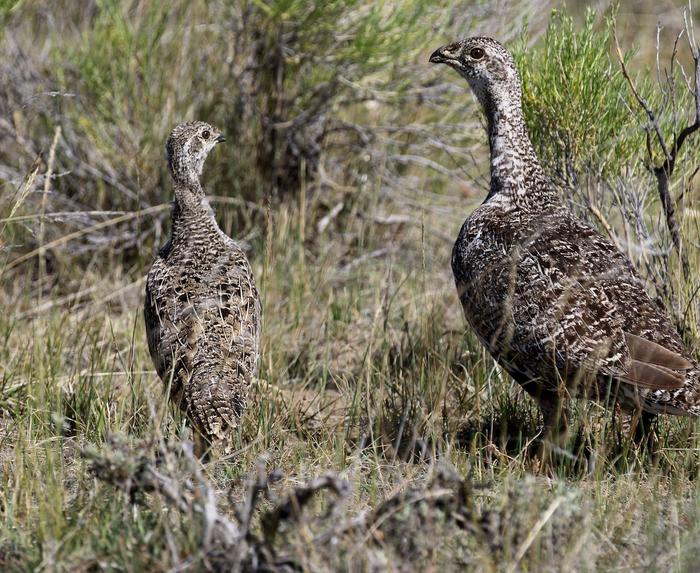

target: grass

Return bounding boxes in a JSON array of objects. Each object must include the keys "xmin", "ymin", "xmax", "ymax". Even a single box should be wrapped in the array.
[{"xmin": 2, "ymin": 0, "xmax": 700, "ymax": 571}]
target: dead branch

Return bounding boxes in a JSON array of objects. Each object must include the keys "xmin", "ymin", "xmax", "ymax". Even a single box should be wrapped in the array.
[
  {"xmin": 84, "ymin": 436, "xmax": 242, "ymax": 550},
  {"xmin": 613, "ymin": 11, "xmax": 700, "ymax": 279},
  {"xmin": 261, "ymin": 474, "xmax": 351, "ymax": 543},
  {"xmin": 84, "ymin": 440, "xmax": 574, "ymax": 569},
  {"xmin": 84, "ymin": 436, "xmax": 350, "ymax": 570}
]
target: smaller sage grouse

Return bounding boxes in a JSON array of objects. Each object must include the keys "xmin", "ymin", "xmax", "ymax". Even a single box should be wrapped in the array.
[
  {"xmin": 430, "ymin": 37, "xmax": 699, "ymax": 440},
  {"xmin": 144, "ymin": 121, "xmax": 261, "ymax": 456}
]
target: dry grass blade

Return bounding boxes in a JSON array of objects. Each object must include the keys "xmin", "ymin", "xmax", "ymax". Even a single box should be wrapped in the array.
[
  {"xmin": 508, "ymin": 495, "xmax": 566, "ymax": 571},
  {"xmin": 0, "ymin": 156, "xmax": 41, "ymax": 237},
  {"xmin": 2, "ymin": 204, "xmax": 169, "ymax": 273}
]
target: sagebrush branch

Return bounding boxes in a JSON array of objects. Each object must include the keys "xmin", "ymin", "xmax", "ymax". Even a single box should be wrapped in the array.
[{"xmin": 614, "ymin": 18, "xmax": 700, "ymax": 278}]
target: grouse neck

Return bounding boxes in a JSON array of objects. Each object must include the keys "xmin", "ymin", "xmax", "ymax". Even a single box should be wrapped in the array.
[
  {"xmin": 484, "ymin": 97, "xmax": 551, "ymax": 203},
  {"xmin": 171, "ymin": 181, "xmax": 219, "ymax": 240}
]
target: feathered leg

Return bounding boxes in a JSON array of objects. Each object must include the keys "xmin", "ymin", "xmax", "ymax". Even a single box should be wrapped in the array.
[
  {"xmin": 518, "ymin": 379, "xmax": 569, "ymax": 444},
  {"xmin": 629, "ymin": 410, "xmax": 658, "ymax": 455},
  {"xmin": 193, "ymin": 431, "xmax": 212, "ymax": 462},
  {"xmin": 537, "ymin": 391, "xmax": 569, "ymax": 443}
]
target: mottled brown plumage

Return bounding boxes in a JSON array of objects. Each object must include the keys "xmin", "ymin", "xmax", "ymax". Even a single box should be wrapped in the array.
[
  {"xmin": 430, "ymin": 37, "xmax": 700, "ymax": 437},
  {"xmin": 144, "ymin": 121, "xmax": 261, "ymax": 455}
]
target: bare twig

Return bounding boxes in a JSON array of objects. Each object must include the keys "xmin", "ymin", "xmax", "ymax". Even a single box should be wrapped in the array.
[
  {"xmin": 613, "ymin": 12, "xmax": 700, "ymax": 279},
  {"xmin": 261, "ymin": 474, "xmax": 351, "ymax": 543},
  {"xmin": 613, "ymin": 32, "xmax": 671, "ymax": 162}
]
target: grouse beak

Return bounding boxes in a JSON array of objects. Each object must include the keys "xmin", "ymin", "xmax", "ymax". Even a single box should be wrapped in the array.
[
  {"xmin": 214, "ymin": 134, "xmax": 226, "ymax": 144},
  {"xmin": 430, "ymin": 44, "xmax": 463, "ymax": 67},
  {"xmin": 429, "ymin": 47, "xmax": 448, "ymax": 64}
]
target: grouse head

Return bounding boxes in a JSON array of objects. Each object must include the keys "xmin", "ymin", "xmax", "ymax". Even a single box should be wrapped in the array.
[
  {"xmin": 429, "ymin": 37, "xmax": 521, "ymax": 115},
  {"xmin": 166, "ymin": 121, "xmax": 225, "ymax": 186}
]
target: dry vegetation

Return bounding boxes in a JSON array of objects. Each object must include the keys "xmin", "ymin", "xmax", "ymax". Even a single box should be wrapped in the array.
[{"xmin": 1, "ymin": 0, "xmax": 700, "ymax": 571}]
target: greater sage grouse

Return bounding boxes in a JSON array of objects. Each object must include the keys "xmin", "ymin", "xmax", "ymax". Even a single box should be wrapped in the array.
[
  {"xmin": 144, "ymin": 121, "xmax": 261, "ymax": 456},
  {"xmin": 430, "ymin": 37, "xmax": 699, "ymax": 439}
]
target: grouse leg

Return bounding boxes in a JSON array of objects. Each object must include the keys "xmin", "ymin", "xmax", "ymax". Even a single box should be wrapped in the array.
[
  {"xmin": 193, "ymin": 432, "xmax": 212, "ymax": 462},
  {"xmin": 516, "ymin": 378, "xmax": 569, "ymax": 443},
  {"xmin": 631, "ymin": 410, "xmax": 659, "ymax": 456},
  {"xmin": 537, "ymin": 391, "xmax": 569, "ymax": 443}
]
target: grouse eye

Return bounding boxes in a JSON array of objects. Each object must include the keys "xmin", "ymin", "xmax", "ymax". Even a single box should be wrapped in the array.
[
  {"xmin": 201, "ymin": 130, "xmax": 210, "ymax": 140},
  {"xmin": 470, "ymin": 47, "xmax": 485, "ymax": 60}
]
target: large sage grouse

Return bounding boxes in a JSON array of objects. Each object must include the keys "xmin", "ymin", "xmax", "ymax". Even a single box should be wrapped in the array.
[
  {"xmin": 430, "ymin": 37, "xmax": 699, "ymax": 440},
  {"xmin": 144, "ymin": 121, "xmax": 261, "ymax": 456}
]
